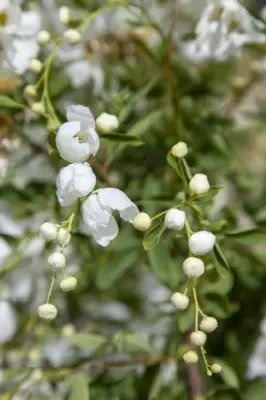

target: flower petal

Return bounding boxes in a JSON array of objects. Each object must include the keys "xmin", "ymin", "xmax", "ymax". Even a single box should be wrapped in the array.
[
  {"xmin": 56, "ymin": 121, "xmax": 90, "ymax": 163},
  {"xmin": 82, "ymin": 216, "xmax": 119, "ymax": 247},
  {"xmin": 0, "ymin": 301, "xmax": 17, "ymax": 344},
  {"xmin": 82, "ymin": 193, "xmax": 111, "ymax": 229},
  {"xmin": 97, "ymin": 188, "xmax": 139, "ymax": 222},
  {"xmin": 66, "ymin": 104, "xmax": 95, "ymax": 129}
]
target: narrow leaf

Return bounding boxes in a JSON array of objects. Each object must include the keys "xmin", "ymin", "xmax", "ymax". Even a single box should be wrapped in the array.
[
  {"xmin": 148, "ymin": 244, "xmax": 180, "ymax": 288},
  {"xmin": 225, "ymin": 228, "xmax": 266, "ymax": 244},
  {"xmin": 0, "ymin": 95, "xmax": 24, "ymax": 109},
  {"xmin": 166, "ymin": 152, "xmax": 180, "ymax": 177},
  {"xmin": 214, "ymin": 243, "xmax": 230, "ymax": 278},
  {"xmin": 69, "ymin": 373, "xmax": 89, "ymax": 400},
  {"xmin": 143, "ymin": 218, "xmax": 165, "ymax": 250},
  {"xmin": 70, "ymin": 333, "xmax": 106, "ymax": 353}
]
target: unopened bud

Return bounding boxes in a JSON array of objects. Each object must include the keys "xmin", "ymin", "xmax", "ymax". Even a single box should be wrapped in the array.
[
  {"xmin": 37, "ymin": 303, "xmax": 57, "ymax": 321},
  {"xmin": 164, "ymin": 208, "xmax": 186, "ymax": 231},
  {"xmin": 211, "ymin": 363, "xmax": 222, "ymax": 374},
  {"xmin": 64, "ymin": 29, "xmax": 81, "ymax": 44},
  {"xmin": 189, "ymin": 174, "xmax": 210, "ymax": 195},
  {"xmin": 48, "ymin": 252, "xmax": 66, "ymax": 270},
  {"xmin": 200, "ymin": 317, "xmax": 218, "ymax": 333},
  {"xmin": 183, "ymin": 257, "xmax": 205, "ymax": 278},
  {"xmin": 183, "ymin": 350, "xmax": 198, "ymax": 364},
  {"xmin": 57, "ymin": 227, "xmax": 71, "ymax": 247},
  {"xmin": 24, "ymin": 84, "xmax": 37, "ymax": 97},
  {"xmin": 60, "ymin": 276, "xmax": 77, "ymax": 292},
  {"xmin": 29, "ymin": 59, "xmax": 43, "ymax": 73},
  {"xmin": 133, "ymin": 212, "xmax": 151, "ymax": 232},
  {"xmin": 96, "ymin": 112, "xmax": 119, "ymax": 133},
  {"xmin": 171, "ymin": 142, "xmax": 188, "ymax": 158},
  {"xmin": 40, "ymin": 222, "xmax": 58, "ymax": 241},
  {"xmin": 188, "ymin": 231, "xmax": 216, "ymax": 256},
  {"xmin": 171, "ymin": 292, "xmax": 189, "ymax": 310},
  {"xmin": 31, "ymin": 102, "xmax": 45, "ymax": 115},
  {"xmin": 190, "ymin": 331, "xmax": 207, "ymax": 347},
  {"xmin": 38, "ymin": 30, "xmax": 51, "ymax": 45},
  {"xmin": 59, "ymin": 6, "xmax": 71, "ymax": 24}
]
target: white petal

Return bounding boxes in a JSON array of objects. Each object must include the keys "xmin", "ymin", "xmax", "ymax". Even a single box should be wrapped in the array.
[
  {"xmin": 66, "ymin": 104, "xmax": 95, "ymax": 129},
  {"xmin": 0, "ymin": 301, "xmax": 17, "ymax": 343},
  {"xmin": 56, "ymin": 163, "xmax": 96, "ymax": 207},
  {"xmin": 4, "ymin": 37, "xmax": 39, "ymax": 75},
  {"xmin": 97, "ymin": 188, "xmax": 139, "ymax": 222},
  {"xmin": 0, "ymin": 237, "xmax": 12, "ymax": 267},
  {"xmin": 82, "ymin": 193, "xmax": 111, "ymax": 229},
  {"xmin": 56, "ymin": 121, "xmax": 91, "ymax": 163},
  {"xmin": 91, "ymin": 216, "xmax": 119, "ymax": 247},
  {"xmin": 17, "ymin": 11, "xmax": 41, "ymax": 36}
]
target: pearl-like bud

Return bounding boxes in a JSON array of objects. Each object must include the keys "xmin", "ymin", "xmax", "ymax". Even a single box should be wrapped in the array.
[
  {"xmin": 60, "ymin": 276, "xmax": 77, "ymax": 292},
  {"xmin": 183, "ymin": 351, "xmax": 198, "ymax": 364},
  {"xmin": 171, "ymin": 292, "xmax": 189, "ymax": 310},
  {"xmin": 24, "ymin": 84, "xmax": 37, "ymax": 97},
  {"xmin": 183, "ymin": 257, "xmax": 205, "ymax": 278},
  {"xmin": 59, "ymin": 6, "xmax": 71, "ymax": 24},
  {"xmin": 190, "ymin": 331, "xmax": 207, "ymax": 347},
  {"xmin": 38, "ymin": 30, "xmax": 51, "ymax": 45},
  {"xmin": 64, "ymin": 29, "xmax": 81, "ymax": 44},
  {"xmin": 164, "ymin": 208, "xmax": 186, "ymax": 231},
  {"xmin": 189, "ymin": 174, "xmax": 210, "ymax": 195},
  {"xmin": 40, "ymin": 222, "xmax": 58, "ymax": 241},
  {"xmin": 211, "ymin": 363, "xmax": 222, "ymax": 374},
  {"xmin": 96, "ymin": 112, "xmax": 119, "ymax": 133},
  {"xmin": 57, "ymin": 228, "xmax": 71, "ymax": 247},
  {"xmin": 37, "ymin": 303, "xmax": 57, "ymax": 320},
  {"xmin": 61, "ymin": 323, "xmax": 76, "ymax": 337},
  {"xmin": 171, "ymin": 142, "xmax": 188, "ymax": 158},
  {"xmin": 188, "ymin": 231, "xmax": 216, "ymax": 256},
  {"xmin": 133, "ymin": 212, "xmax": 151, "ymax": 232},
  {"xmin": 29, "ymin": 59, "xmax": 43, "ymax": 73},
  {"xmin": 200, "ymin": 317, "xmax": 218, "ymax": 333},
  {"xmin": 31, "ymin": 102, "xmax": 45, "ymax": 115},
  {"xmin": 48, "ymin": 252, "xmax": 66, "ymax": 271}
]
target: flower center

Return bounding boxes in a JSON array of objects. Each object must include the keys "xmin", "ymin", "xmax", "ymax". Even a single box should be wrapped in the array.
[
  {"xmin": 0, "ymin": 12, "xmax": 8, "ymax": 27},
  {"xmin": 74, "ymin": 131, "xmax": 88, "ymax": 144}
]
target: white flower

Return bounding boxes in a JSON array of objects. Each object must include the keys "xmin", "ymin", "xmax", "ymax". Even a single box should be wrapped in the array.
[
  {"xmin": 48, "ymin": 252, "xmax": 66, "ymax": 270},
  {"xmin": 133, "ymin": 212, "xmax": 151, "ymax": 232},
  {"xmin": 171, "ymin": 142, "xmax": 188, "ymax": 158},
  {"xmin": 57, "ymin": 228, "xmax": 71, "ymax": 247},
  {"xmin": 183, "ymin": 351, "xmax": 198, "ymax": 364},
  {"xmin": 0, "ymin": 0, "xmax": 21, "ymax": 35},
  {"xmin": 200, "ymin": 316, "xmax": 218, "ymax": 333},
  {"xmin": 187, "ymin": 0, "xmax": 266, "ymax": 62},
  {"xmin": 37, "ymin": 303, "xmax": 57, "ymax": 321},
  {"xmin": 211, "ymin": 363, "xmax": 222, "ymax": 374},
  {"xmin": 81, "ymin": 188, "xmax": 139, "ymax": 247},
  {"xmin": 60, "ymin": 276, "xmax": 77, "ymax": 291},
  {"xmin": 189, "ymin": 174, "xmax": 210, "ymax": 195},
  {"xmin": 96, "ymin": 113, "xmax": 119, "ymax": 133},
  {"xmin": 39, "ymin": 222, "xmax": 58, "ymax": 241},
  {"xmin": 164, "ymin": 209, "xmax": 186, "ymax": 231},
  {"xmin": 183, "ymin": 257, "xmax": 205, "ymax": 278},
  {"xmin": 56, "ymin": 105, "xmax": 99, "ymax": 163},
  {"xmin": 0, "ymin": 237, "xmax": 12, "ymax": 266},
  {"xmin": 171, "ymin": 292, "xmax": 189, "ymax": 310},
  {"xmin": 56, "ymin": 163, "xmax": 96, "ymax": 207},
  {"xmin": 190, "ymin": 330, "xmax": 207, "ymax": 346},
  {"xmin": 64, "ymin": 29, "xmax": 81, "ymax": 44},
  {"xmin": 189, "ymin": 231, "xmax": 216, "ymax": 255},
  {"xmin": 3, "ymin": 37, "xmax": 39, "ymax": 75},
  {"xmin": 0, "ymin": 301, "xmax": 17, "ymax": 343}
]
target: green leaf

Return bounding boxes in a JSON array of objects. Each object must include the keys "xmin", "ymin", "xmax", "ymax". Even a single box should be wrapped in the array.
[
  {"xmin": 245, "ymin": 380, "xmax": 266, "ymax": 400},
  {"xmin": 192, "ymin": 186, "xmax": 222, "ymax": 203},
  {"xmin": 70, "ymin": 333, "xmax": 106, "ymax": 353},
  {"xmin": 96, "ymin": 250, "xmax": 138, "ymax": 289},
  {"xmin": 114, "ymin": 331, "xmax": 152, "ymax": 353},
  {"xmin": 69, "ymin": 373, "xmax": 89, "ymax": 400},
  {"xmin": 0, "ymin": 95, "xmax": 24, "ymax": 109},
  {"xmin": 179, "ymin": 158, "xmax": 192, "ymax": 182},
  {"xmin": 200, "ymin": 268, "xmax": 233, "ymax": 296},
  {"xmin": 207, "ymin": 388, "xmax": 242, "ymax": 400},
  {"xmin": 148, "ymin": 244, "xmax": 180, "ymax": 289},
  {"xmin": 166, "ymin": 152, "xmax": 180, "ymax": 177},
  {"xmin": 128, "ymin": 109, "xmax": 165, "ymax": 137},
  {"xmin": 212, "ymin": 359, "xmax": 240, "ymax": 389},
  {"xmin": 143, "ymin": 219, "xmax": 165, "ymax": 250},
  {"xmin": 204, "ymin": 294, "xmax": 238, "ymax": 319},
  {"xmin": 225, "ymin": 228, "xmax": 266, "ymax": 244},
  {"xmin": 100, "ymin": 133, "xmax": 143, "ymax": 146},
  {"xmin": 177, "ymin": 306, "xmax": 194, "ymax": 333},
  {"xmin": 49, "ymin": 72, "xmax": 71, "ymax": 97},
  {"xmin": 213, "ymin": 243, "xmax": 230, "ymax": 278}
]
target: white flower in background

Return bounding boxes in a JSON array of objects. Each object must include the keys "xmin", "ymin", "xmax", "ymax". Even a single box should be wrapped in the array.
[
  {"xmin": 0, "ymin": 237, "xmax": 11, "ymax": 267},
  {"xmin": 186, "ymin": 0, "xmax": 266, "ymax": 61},
  {"xmin": 189, "ymin": 231, "xmax": 216, "ymax": 255},
  {"xmin": 81, "ymin": 188, "xmax": 139, "ymax": 247},
  {"xmin": 189, "ymin": 174, "xmax": 210, "ymax": 195},
  {"xmin": 0, "ymin": 0, "xmax": 20, "ymax": 35},
  {"xmin": 164, "ymin": 209, "xmax": 186, "ymax": 231},
  {"xmin": 56, "ymin": 163, "xmax": 96, "ymax": 207},
  {"xmin": 56, "ymin": 105, "xmax": 100, "ymax": 162},
  {"xmin": 0, "ymin": 301, "xmax": 17, "ymax": 343},
  {"xmin": 96, "ymin": 113, "xmax": 119, "ymax": 133}
]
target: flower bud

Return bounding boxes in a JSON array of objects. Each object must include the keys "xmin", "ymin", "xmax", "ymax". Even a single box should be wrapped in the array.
[
  {"xmin": 190, "ymin": 331, "xmax": 207, "ymax": 347},
  {"xmin": 31, "ymin": 102, "xmax": 45, "ymax": 115},
  {"xmin": 200, "ymin": 317, "xmax": 218, "ymax": 333},
  {"xmin": 38, "ymin": 30, "xmax": 51, "ymax": 45},
  {"xmin": 133, "ymin": 212, "xmax": 151, "ymax": 232},
  {"xmin": 211, "ymin": 363, "xmax": 222, "ymax": 374},
  {"xmin": 40, "ymin": 222, "xmax": 58, "ymax": 241},
  {"xmin": 24, "ymin": 84, "xmax": 37, "ymax": 97},
  {"xmin": 61, "ymin": 323, "xmax": 76, "ymax": 337},
  {"xmin": 64, "ymin": 29, "xmax": 81, "ymax": 44},
  {"xmin": 188, "ymin": 231, "xmax": 216, "ymax": 255},
  {"xmin": 48, "ymin": 252, "xmax": 66, "ymax": 271},
  {"xmin": 189, "ymin": 174, "xmax": 210, "ymax": 195},
  {"xmin": 29, "ymin": 59, "xmax": 43, "ymax": 73},
  {"xmin": 164, "ymin": 208, "xmax": 186, "ymax": 231},
  {"xmin": 171, "ymin": 142, "xmax": 188, "ymax": 158},
  {"xmin": 60, "ymin": 276, "xmax": 77, "ymax": 292},
  {"xmin": 183, "ymin": 350, "xmax": 198, "ymax": 364},
  {"xmin": 59, "ymin": 6, "xmax": 71, "ymax": 24},
  {"xmin": 183, "ymin": 257, "xmax": 205, "ymax": 278},
  {"xmin": 171, "ymin": 292, "xmax": 189, "ymax": 310},
  {"xmin": 96, "ymin": 112, "xmax": 119, "ymax": 133},
  {"xmin": 37, "ymin": 303, "xmax": 57, "ymax": 320},
  {"xmin": 57, "ymin": 228, "xmax": 71, "ymax": 247}
]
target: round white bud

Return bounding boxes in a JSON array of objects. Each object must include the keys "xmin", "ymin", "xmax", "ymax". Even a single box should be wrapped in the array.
[
  {"xmin": 37, "ymin": 303, "xmax": 57, "ymax": 321},
  {"xmin": 200, "ymin": 317, "xmax": 218, "ymax": 333},
  {"xmin": 183, "ymin": 351, "xmax": 198, "ymax": 364},
  {"xmin": 59, "ymin": 6, "xmax": 71, "ymax": 24},
  {"xmin": 64, "ymin": 29, "xmax": 81, "ymax": 44},
  {"xmin": 24, "ymin": 84, "xmax": 37, "ymax": 97},
  {"xmin": 38, "ymin": 30, "xmax": 51, "ymax": 45},
  {"xmin": 211, "ymin": 363, "xmax": 222, "ymax": 374},
  {"xmin": 40, "ymin": 222, "xmax": 58, "ymax": 241},
  {"xmin": 183, "ymin": 257, "xmax": 205, "ymax": 278},
  {"xmin": 96, "ymin": 112, "xmax": 119, "ymax": 133},
  {"xmin": 190, "ymin": 331, "xmax": 207, "ymax": 347},
  {"xmin": 48, "ymin": 252, "xmax": 66, "ymax": 271},
  {"xmin": 60, "ymin": 276, "xmax": 77, "ymax": 292},
  {"xmin": 57, "ymin": 228, "xmax": 71, "ymax": 247},
  {"xmin": 188, "ymin": 231, "xmax": 216, "ymax": 256},
  {"xmin": 29, "ymin": 59, "xmax": 43, "ymax": 73},
  {"xmin": 31, "ymin": 102, "xmax": 45, "ymax": 115},
  {"xmin": 164, "ymin": 208, "xmax": 186, "ymax": 231},
  {"xmin": 171, "ymin": 142, "xmax": 188, "ymax": 158},
  {"xmin": 133, "ymin": 212, "xmax": 151, "ymax": 232},
  {"xmin": 61, "ymin": 323, "xmax": 76, "ymax": 338},
  {"xmin": 189, "ymin": 174, "xmax": 210, "ymax": 195},
  {"xmin": 171, "ymin": 292, "xmax": 189, "ymax": 310}
]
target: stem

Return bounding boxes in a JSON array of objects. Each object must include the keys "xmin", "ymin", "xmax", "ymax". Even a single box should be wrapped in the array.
[
  {"xmin": 46, "ymin": 272, "xmax": 57, "ymax": 303},
  {"xmin": 193, "ymin": 287, "xmax": 199, "ymax": 331}
]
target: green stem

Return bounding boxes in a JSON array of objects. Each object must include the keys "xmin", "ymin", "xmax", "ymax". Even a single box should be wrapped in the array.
[
  {"xmin": 46, "ymin": 272, "xmax": 57, "ymax": 303},
  {"xmin": 193, "ymin": 287, "xmax": 199, "ymax": 331}
]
